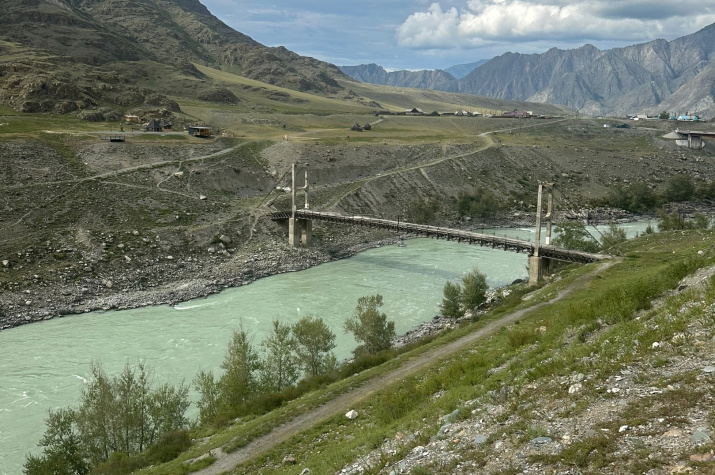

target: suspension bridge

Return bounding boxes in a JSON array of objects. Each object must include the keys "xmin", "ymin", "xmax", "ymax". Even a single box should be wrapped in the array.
[{"xmin": 269, "ymin": 165, "xmax": 609, "ymax": 285}]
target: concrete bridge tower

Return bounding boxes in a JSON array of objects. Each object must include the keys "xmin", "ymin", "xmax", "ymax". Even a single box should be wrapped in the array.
[
  {"xmin": 529, "ymin": 183, "xmax": 555, "ymax": 285},
  {"xmin": 289, "ymin": 163, "xmax": 312, "ymax": 247}
]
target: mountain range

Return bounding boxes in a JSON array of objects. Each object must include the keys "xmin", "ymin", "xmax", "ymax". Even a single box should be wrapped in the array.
[
  {"xmin": 2, "ymin": 0, "xmax": 714, "ymax": 119},
  {"xmin": 342, "ymin": 25, "xmax": 715, "ymax": 118},
  {"xmin": 339, "ymin": 60, "xmax": 488, "ymax": 91}
]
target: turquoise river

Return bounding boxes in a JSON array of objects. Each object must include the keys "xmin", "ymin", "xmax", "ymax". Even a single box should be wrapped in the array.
[{"xmin": 0, "ymin": 223, "xmax": 649, "ymax": 474}]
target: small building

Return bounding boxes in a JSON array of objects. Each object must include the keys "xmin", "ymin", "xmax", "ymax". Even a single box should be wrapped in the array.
[
  {"xmin": 125, "ymin": 115, "xmax": 140, "ymax": 124},
  {"xmin": 350, "ymin": 122, "xmax": 363, "ymax": 132},
  {"xmin": 501, "ymin": 110, "xmax": 530, "ymax": 118},
  {"xmin": 363, "ymin": 123, "xmax": 372, "ymax": 131},
  {"xmin": 145, "ymin": 119, "xmax": 163, "ymax": 132},
  {"xmin": 454, "ymin": 110, "xmax": 471, "ymax": 116},
  {"xmin": 187, "ymin": 126, "xmax": 212, "ymax": 137},
  {"xmin": 677, "ymin": 114, "xmax": 700, "ymax": 121},
  {"xmin": 405, "ymin": 107, "xmax": 424, "ymax": 115}
]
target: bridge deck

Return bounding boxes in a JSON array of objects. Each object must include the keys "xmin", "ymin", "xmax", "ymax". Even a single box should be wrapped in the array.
[{"xmin": 272, "ymin": 210, "xmax": 608, "ymax": 263}]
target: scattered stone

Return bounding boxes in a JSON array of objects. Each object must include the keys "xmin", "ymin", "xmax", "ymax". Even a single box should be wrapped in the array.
[
  {"xmin": 345, "ymin": 410, "xmax": 358, "ymax": 420},
  {"xmin": 2, "ymin": 260, "xmax": 9, "ymax": 267},
  {"xmin": 300, "ymin": 469, "xmax": 310, "ymax": 475},
  {"xmin": 690, "ymin": 453, "xmax": 714, "ymax": 462},
  {"xmin": 436, "ymin": 423, "xmax": 451, "ymax": 438},
  {"xmin": 199, "ymin": 194, "xmax": 207, "ymax": 200},
  {"xmin": 530, "ymin": 436, "xmax": 552, "ymax": 445},
  {"xmin": 568, "ymin": 383, "xmax": 583, "ymax": 394},
  {"xmin": 652, "ymin": 341, "xmax": 661, "ymax": 349},
  {"xmin": 703, "ymin": 366, "xmax": 715, "ymax": 373},
  {"xmin": 619, "ymin": 425, "xmax": 629, "ymax": 433},
  {"xmin": 219, "ymin": 234, "xmax": 232, "ymax": 245},
  {"xmin": 474, "ymin": 434, "xmax": 488, "ymax": 444},
  {"xmin": 493, "ymin": 385, "xmax": 510, "ymax": 403},
  {"xmin": 692, "ymin": 427, "xmax": 712, "ymax": 444},
  {"xmin": 282, "ymin": 455, "xmax": 297, "ymax": 464},
  {"xmin": 442, "ymin": 409, "xmax": 461, "ymax": 423}
]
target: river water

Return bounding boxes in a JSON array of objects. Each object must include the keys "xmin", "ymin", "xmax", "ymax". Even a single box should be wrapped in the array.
[{"xmin": 0, "ymin": 223, "xmax": 650, "ymax": 473}]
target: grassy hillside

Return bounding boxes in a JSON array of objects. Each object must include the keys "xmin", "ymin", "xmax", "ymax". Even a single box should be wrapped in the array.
[{"xmin": 134, "ymin": 227, "xmax": 715, "ymax": 474}]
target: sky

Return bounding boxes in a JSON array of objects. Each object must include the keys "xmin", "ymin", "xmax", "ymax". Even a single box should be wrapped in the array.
[{"xmin": 201, "ymin": 0, "xmax": 715, "ymax": 71}]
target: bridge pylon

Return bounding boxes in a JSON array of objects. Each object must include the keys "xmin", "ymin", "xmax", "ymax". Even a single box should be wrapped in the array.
[
  {"xmin": 529, "ymin": 183, "xmax": 555, "ymax": 286},
  {"xmin": 289, "ymin": 162, "xmax": 312, "ymax": 247}
]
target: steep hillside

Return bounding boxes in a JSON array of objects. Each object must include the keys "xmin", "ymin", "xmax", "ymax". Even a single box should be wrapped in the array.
[
  {"xmin": 461, "ymin": 24, "xmax": 715, "ymax": 117},
  {"xmin": 0, "ymin": 0, "xmax": 348, "ymax": 114}
]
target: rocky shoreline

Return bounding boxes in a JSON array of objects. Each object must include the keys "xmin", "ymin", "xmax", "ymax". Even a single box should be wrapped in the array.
[
  {"xmin": 0, "ymin": 235, "xmax": 402, "ymax": 331},
  {"xmin": 0, "ymin": 207, "xmax": 656, "ymax": 333}
]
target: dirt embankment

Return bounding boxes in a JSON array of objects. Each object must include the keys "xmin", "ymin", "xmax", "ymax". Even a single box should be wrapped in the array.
[{"xmin": 2, "ymin": 120, "xmax": 714, "ymax": 330}]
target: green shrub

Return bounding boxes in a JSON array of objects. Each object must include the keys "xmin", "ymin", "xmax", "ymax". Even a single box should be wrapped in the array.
[
  {"xmin": 92, "ymin": 452, "xmax": 148, "ymax": 475},
  {"xmin": 456, "ymin": 188, "xmax": 500, "ymax": 219},
  {"xmin": 554, "ymin": 222, "xmax": 601, "ymax": 253},
  {"xmin": 441, "ymin": 281, "xmax": 462, "ymax": 318},
  {"xmin": 146, "ymin": 430, "xmax": 192, "ymax": 464}
]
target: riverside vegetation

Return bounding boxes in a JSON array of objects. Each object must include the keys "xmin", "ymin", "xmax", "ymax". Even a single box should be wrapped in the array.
[{"xmin": 23, "ymin": 212, "xmax": 715, "ymax": 474}]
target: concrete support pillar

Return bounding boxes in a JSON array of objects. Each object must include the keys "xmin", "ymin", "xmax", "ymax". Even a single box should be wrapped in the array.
[
  {"xmin": 300, "ymin": 219, "xmax": 312, "ymax": 247},
  {"xmin": 528, "ymin": 256, "xmax": 553, "ymax": 286},
  {"xmin": 288, "ymin": 217, "xmax": 300, "ymax": 248},
  {"xmin": 288, "ymin": 218, "xmax": 312, "ymax": 248}
]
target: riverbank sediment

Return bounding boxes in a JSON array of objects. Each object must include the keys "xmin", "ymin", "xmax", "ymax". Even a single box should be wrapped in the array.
[{"xmin": 0, "ymin": 206, "xmax": 651, "ymax": 332}]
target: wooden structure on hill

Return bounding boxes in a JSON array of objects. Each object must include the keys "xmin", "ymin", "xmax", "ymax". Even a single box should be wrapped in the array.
[
  {"xmin": 187, "ymin": 126, "xmax": 212, "ymax": 137},
  {"xmin": 145, "ymin": 119, "xmax": 163, "ymax": 132}
]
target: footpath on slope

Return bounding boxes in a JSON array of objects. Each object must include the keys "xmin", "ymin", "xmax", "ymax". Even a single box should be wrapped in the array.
[{"xmin": 195, "ymin": 258, "xmax": 617, "ymax": 475}]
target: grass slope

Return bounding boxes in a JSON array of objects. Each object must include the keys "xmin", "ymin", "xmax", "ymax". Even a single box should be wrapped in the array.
[{"xmin": 137, "ymin": 228, "xmax": 715, "ymax": 474}]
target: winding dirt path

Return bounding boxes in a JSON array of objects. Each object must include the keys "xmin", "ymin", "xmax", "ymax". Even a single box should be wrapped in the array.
[{"xmin": 195, "ymin": 258, "xmax": 616, "ymax": 475}]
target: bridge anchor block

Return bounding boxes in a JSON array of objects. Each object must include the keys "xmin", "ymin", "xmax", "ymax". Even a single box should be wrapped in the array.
[{"xmin": 528, "ymin": 256, "xmax": 553, "ymax": 286}]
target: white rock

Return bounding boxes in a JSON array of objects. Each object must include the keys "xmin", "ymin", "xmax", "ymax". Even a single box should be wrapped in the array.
[
  {"xmin": 568, "ymin": 383, "xmax": 583, "ymax": 394},
  {"xmin": 2, "ymin": 260, "xmax": 9, "ymax": 267},
  {"xmin": 619, "ymin": 425, "xmax": 629, "ymax": 433},
  {"xmin": 651, "ymin": 341, "xmax": 660, "ymax": 349},
  {"xmin": 199, "ymin": 195, "xmax": 207, "ymax": 200},
  {"xmin": 345, "ymin": 410, "xmax": 358, "ymax": 420}
]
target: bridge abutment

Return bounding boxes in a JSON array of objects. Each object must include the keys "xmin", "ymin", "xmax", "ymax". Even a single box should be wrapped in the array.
[
  {"xmin": 528, "ymin": 256, "xmax": 554, "ymax": 286},
  {"xmin": 289, "ymin": 218, "xmax": 312, "ymax": 248}
]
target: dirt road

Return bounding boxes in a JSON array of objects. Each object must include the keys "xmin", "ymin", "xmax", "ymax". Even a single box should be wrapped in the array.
[{"xmin": 195, "ymin": 258, "xmax": 615, "ymax": 475}]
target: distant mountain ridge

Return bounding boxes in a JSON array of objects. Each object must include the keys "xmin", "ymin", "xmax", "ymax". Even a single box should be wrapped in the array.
[
  {"xmin": 339, "ymin": 64, "xmax": 459, "ymax": 91},
  {"xmin": 0, "ymin": 0, "xmax": 347, "ymax": 113},
  {"xmin": 342, "ymin": 25, "xmax": 715, "ymax": 118},
  {"xmin": 339, "ymin": 60, "xmax": 489, "ymax": 88},
  {"xmin": 444, "ymin": 60, "xmax": 489, "ymax": 79}
]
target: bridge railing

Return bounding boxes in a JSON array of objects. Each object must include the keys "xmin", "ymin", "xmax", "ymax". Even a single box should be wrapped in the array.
[{"xmin": 272, "ymin": 209, "xmax": 606, "ymax": 263}]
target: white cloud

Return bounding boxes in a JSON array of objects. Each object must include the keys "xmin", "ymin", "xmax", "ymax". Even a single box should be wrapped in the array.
[{"xmin": 397, "ymin": 0, "xmax": 715, "ymax": 49}]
